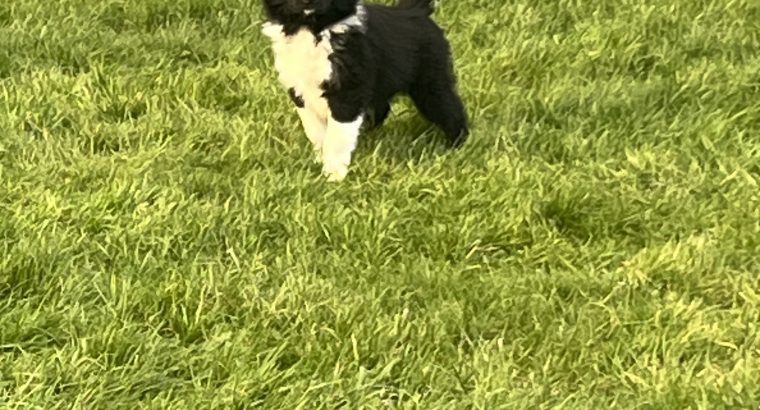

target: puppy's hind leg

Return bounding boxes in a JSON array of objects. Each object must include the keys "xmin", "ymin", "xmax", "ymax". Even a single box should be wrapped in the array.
[
  {"xmin": 408, "ymin": 44, "xmax": 469, "ymax": 147},
  {"xmin": 409, "ymin": 81, "xmax": 469, "ymax": 147}
]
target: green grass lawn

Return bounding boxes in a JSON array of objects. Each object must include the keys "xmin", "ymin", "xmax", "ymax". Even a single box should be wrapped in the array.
[{"xmin": 1, "ymin": 0, "xmax": 759, "ymax": 408}]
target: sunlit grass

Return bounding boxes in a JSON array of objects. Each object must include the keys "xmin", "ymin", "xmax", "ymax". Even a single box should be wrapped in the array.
[{"xmin": 1, "ymin": 0, "xmax": 759, "ymax": 408}]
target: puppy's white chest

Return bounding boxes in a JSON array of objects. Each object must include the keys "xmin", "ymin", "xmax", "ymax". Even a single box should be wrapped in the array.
[{"xmin": 263, "ymin": 24, "xmax": 333, "ymax": 116}]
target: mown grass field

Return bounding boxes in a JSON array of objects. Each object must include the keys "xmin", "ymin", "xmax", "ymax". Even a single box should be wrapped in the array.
[{"xmin": 1, "ymin": 0, "xmax": 759, "ymax": 408}]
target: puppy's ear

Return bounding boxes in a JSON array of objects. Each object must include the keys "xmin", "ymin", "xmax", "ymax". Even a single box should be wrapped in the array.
[{"xmin": 331, "ymin": 0, "xmax": 359, "ymax": 13}]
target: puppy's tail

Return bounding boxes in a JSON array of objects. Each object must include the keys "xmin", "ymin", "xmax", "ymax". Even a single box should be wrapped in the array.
[{"xmin": 396, "ymin": 0, "xmax": 435, "ymax": 15}]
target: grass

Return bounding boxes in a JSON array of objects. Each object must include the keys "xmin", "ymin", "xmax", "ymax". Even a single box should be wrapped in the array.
[{"xmin": 1, "ymin": 0, "xmax": 759, "ymax": 407}]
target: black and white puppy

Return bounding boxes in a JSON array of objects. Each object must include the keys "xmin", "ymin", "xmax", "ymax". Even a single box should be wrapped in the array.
[{"xmin": 261, "ymin": 0, "xmax": 468, "ymax": 181}]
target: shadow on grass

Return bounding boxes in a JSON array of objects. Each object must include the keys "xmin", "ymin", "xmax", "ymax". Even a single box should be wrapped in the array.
[{"xmin": 356, "ymin": 105, "xmax": 459, "ymax": 168}]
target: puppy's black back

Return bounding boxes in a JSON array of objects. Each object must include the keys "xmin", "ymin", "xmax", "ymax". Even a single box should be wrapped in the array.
[
  {"xmin": 363, "ymin": 3, "xmax": 468, "ymax": 144},
  {"xmin": 363, "ymin": 4, "xmax": 441, "ymax": 97}
]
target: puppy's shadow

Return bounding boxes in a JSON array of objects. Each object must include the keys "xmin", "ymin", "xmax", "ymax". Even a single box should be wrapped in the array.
[{"xmin": 357, "ymin": 101, "xmax": 452, "ymax": 167}]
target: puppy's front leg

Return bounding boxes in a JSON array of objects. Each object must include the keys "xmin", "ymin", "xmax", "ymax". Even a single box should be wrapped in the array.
[
  {"xmin": 296, "ymin": 108, "xmax": 326, "ymax": 162},
  {"xmin": 321, "ymin": 115, "xmax": 362, "ymax": 182}
]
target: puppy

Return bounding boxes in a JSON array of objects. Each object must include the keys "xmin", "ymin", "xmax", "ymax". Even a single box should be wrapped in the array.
[{"xmin": 261, "ymin": 0, "xmax": 468, "ymax": 181}]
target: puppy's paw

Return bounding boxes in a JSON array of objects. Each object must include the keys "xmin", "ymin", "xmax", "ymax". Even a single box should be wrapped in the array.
[{"xmin": 322, "ymin": 163, "xmax": 349, "ymax": 182}]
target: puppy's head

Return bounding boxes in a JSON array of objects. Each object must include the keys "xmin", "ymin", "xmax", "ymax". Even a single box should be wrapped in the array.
[{"xmin": 263, "ymin": 0, "xmax": 359, "ymax": 24}]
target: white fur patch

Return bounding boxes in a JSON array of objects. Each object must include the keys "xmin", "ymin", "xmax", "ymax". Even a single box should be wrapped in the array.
[{"xmin": 262, "ymin": 23, "xmax": 333, "ymax": 120}]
